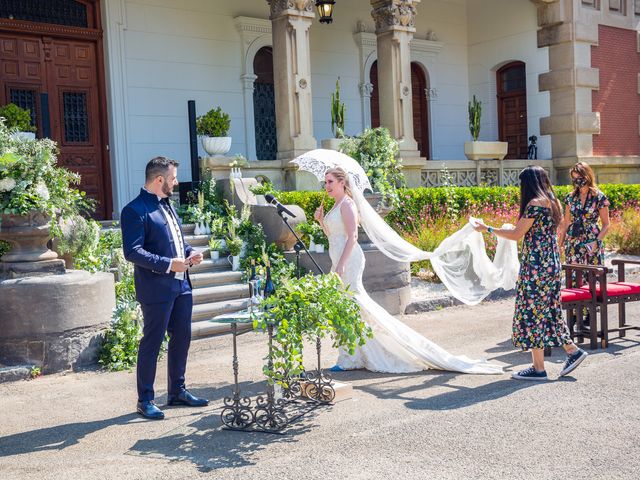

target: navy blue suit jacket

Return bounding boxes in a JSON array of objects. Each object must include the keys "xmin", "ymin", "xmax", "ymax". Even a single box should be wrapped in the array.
[{"xmin": 121, "ymin": 188, "xmax": 193, "ymax": 304}]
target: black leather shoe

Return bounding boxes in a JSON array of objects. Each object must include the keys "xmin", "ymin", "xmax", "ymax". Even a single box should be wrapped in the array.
[
  {"xmin": 167, "ymin": 390, "xmax": 209, "ymax": 407},
  {"xmin": 136, "ymin": 400, "xmax": 164, "ymax": 420}
]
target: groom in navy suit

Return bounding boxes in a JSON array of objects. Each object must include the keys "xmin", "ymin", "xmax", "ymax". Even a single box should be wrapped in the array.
[{"xmin": 121, "ymin": 156, "xmax": 208, "ymax": 420}]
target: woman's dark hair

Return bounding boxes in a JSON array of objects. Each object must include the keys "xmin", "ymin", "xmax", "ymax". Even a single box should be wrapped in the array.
[
  {"xmin": 518, "ymin": 166, "xmax": 562, "ymax": 226},
  {"xmin": 570, "ymin": 161, "xmax": 597, "ymax": 196}
]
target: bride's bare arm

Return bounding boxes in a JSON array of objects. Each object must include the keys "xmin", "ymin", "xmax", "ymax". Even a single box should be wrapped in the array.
[{"xmin": 335, "ymin": 199, "xmax": 359, "ymax": 275}]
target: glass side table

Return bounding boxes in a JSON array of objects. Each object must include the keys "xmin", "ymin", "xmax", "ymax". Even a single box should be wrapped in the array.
[{"xmin": 211, "ymin": 310, "xmax": 288, "ymax": 433}]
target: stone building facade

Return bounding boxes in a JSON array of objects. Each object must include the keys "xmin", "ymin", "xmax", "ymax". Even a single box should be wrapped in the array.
[{"xmin": 0, "ymin": 0, "xmax": 639, "ymax": 219}]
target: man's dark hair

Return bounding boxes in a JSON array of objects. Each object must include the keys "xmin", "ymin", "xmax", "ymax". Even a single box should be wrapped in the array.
[{"xmin": 145, "ymin": 156, "xmax": 179, "ymax": 183}]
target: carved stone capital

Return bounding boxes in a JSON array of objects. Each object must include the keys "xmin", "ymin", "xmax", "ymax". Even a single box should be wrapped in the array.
[
  {"xmin": 371, "ymin": 0, "xmax": 420, "ymax": 33},
  {"xmin": 267, "ymin": 0, "xmax": 315, "ymax": 20},
  {"xmin": 359, "ymin": 82, "xmax": 374, "ymax": 97}
]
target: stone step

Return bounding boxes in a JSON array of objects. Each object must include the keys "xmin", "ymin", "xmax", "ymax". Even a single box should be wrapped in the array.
[
  {"xmin": 188, "ymin": 258, "xmax": 233, "ymax": 274},
  {"xmin": 182, "ymin": 223, "xmax": 196, "ymax": 235},
  {"xmin": 190, "ymin": 270, "xmax": 244, "ymax": 288},
  {"xmin": 191, "ymin": 321, "xmax": 253, "ymax": 339},
  {"xmin": 192, "ymin": 298, "xmax": 251, "ymax": 322},
  {"xmin": 192, "ymin": 283, "xmax": 250, "ymax": 305},
  {"xmin": 184, "ymin": 234, "xmax": 210, "ymax": 247}
]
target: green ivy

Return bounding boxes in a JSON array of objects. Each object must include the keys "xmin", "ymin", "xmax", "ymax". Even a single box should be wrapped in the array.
[{"xmin": 252, "ymin": 273, "xmax": 371, "ymax": 386}]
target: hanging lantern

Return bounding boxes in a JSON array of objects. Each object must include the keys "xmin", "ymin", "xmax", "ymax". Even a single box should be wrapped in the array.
[{"xmin": 315, "ymin": 0, "xmax": 335, "ymax": 24}]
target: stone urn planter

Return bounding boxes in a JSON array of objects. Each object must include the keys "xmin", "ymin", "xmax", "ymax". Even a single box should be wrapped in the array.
[
  {"xmin": 464, "ymin": 141, "xmax": 508, "ymax": 161},
  {"xmin": 201, "ymin": 136, "xmax": 231, "ymax": 156},
  {"xmin": 0, "ymin": 211, "xmax": 65, "ymax": 277}
]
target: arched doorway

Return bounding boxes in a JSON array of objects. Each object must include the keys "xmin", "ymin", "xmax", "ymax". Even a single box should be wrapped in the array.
[
  {"xmin": 369, "ymin": 61, "xmax": 430, "ymax": 158},
  {"xmin": 497, "ymin": 61, "xmax": 528, "ymax": 159},
  {"xmin": 252, "ymin": 46, "xmax": 277, "ymax": 160},
  {"xmin": 411, "ymin": 62, "xmax": 430, "ymax": 159},
  {"xmin": 0, "ymin": 0, "xmax": 112, "ymax": 219}
]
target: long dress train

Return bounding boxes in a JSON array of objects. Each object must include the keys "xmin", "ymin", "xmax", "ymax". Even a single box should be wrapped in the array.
[{"xmin": 325, "ymin": 198, "xmax": 503, "ymax": 375}]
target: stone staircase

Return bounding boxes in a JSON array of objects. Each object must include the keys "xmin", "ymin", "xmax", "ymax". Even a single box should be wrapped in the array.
[
  {"xmin": 100, "ymin": 221, "xmax": 252, "ymax": 339},
  {"xmin": 181, "ymin": 224, "xmax": 252, "ymax": 338}
]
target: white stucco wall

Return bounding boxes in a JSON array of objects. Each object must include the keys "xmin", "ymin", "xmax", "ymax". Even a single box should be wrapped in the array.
[
  {"xmin": 102, "ymin": 0, "xmax": 545, "ymax": 211},
  {"xmin": 466, "ymin": 0, "xmax": 551, "ymax": 160}
]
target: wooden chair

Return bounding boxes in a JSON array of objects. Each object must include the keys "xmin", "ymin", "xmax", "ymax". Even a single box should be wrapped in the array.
[
  {"xmin": 579, "ymin": 260, "xmax": 640, "ymax": 347},
  {"xmin": 560, "ymin": 264, "xmax": 599, "ymax": 350}
]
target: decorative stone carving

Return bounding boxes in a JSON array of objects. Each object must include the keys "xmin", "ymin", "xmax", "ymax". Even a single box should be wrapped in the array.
[
  {"xmin": 371, "ymin": 0, "xmax": 419, "ymax": 33},
  {"xmin": 359, "ymin": 82, "xmax": 374, "ymax": 97},
  {"xmin": 267, "ymin": 0, "xmax": 314, "ymax": 18},
  {"xmin": 480, "ymin": 169, "xmax": 499, "ymax": 187},
  {"xmin": 502, "ymin": 169, "xmax": 521, "ymax": 186},
  {"xmin": 421, "ymin": 170, "xmax": 478, "ymax": 187}
]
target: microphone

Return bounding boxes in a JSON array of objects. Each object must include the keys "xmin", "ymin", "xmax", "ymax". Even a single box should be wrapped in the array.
[{"xmin": 264, "ymin": 194, "xmax": 296, "ymax": 217}]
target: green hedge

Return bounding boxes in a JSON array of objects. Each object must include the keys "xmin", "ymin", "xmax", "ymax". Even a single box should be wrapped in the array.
[{"xmin": 276, "ymin": 184, "xmax": 640, "ymax": 224}]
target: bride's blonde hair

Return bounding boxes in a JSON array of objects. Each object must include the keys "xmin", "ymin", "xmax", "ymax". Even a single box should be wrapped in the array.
[{"xmin": 325, "ymin": 167, "xmax": 353, "ymax": 198}]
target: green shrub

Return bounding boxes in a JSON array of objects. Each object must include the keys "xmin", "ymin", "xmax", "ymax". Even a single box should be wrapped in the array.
[
  {"xmin": 339, "ymin": 127, "xmax": 404, "ymax": 206},
  {"xmin": 195, "ymin": 106, "xmax": 230, "ymax": 137},
  {"xmin": 608, "ymin": 208, "xmax": 640, "ymax": 255},
  {"xmin": 0, "ymin": 103, "xmax": 36, "ymax": 132},
  {"xmin": 275, "ymin": 190, "xmax": 331, "ymax": 221}
]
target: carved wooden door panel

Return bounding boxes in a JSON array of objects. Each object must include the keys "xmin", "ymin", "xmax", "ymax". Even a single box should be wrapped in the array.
[
  {"xmin": 411, "ymin": 63, "xmax": 430, "ymax": 159},
  {"xmin": 0, "ymin": 32, "xmax": 110, "ymax": 219},
  {"xmin": 497, "ymin": 62, "xmax": 528, "ymax": 160}
]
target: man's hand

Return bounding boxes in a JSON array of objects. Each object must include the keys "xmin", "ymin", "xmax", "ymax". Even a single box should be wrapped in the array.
[
  {"xmin": 187, "ymin": 252, "xmax": 204, "ymax": 267},
  {"xmin": 170, "ymin": 258, "xmax": 189, "ymax": 273}
]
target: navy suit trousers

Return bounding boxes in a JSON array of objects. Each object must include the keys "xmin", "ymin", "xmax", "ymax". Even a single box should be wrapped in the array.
[{"xmin": 137, "ymin": 279, "xmax": 193, "ymax": 402}]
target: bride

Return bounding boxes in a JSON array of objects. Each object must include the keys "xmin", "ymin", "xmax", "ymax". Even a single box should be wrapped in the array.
[{"xmin": 314, "ymin": 167, "xmax": 503, "ymax": 375}]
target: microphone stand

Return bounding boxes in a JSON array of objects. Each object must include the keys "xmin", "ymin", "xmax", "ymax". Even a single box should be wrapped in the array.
[{"xmin": 273, "ymin": 208, "xmax": 324, "ymax": 277}]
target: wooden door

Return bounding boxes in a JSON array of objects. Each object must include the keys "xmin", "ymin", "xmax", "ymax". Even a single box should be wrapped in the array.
[
  {"xmin": 370, "ymin": 61, "xmax": 380, "ymax": 128},
  {"xmin": 411, "ymin": 63, "xmax": 430, "ymax": 159},
  {"xmin": 0, "ymin": 2, "xmax": 111, "ymax": 219},
  {"xmin": 497, "ymin": 62, "xmax": 528, "ymax": 159}
]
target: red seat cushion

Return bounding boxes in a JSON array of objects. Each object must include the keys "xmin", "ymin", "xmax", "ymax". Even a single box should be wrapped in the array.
[
  {"xmin": 578, "ymin": 282, "xmax": 640, "ymax": 299},
  {"xmin": 561, "ymin": 288, "xmax": 592, "ymax": 303}
]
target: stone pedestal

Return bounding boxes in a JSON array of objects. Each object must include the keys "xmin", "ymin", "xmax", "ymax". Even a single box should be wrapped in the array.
[
  {"xmin": 0, "ymin": 270, "xmax": 115, "ymax": 373},
  {"xmin": 268, "ymin": 0, "xmax": 318, "ymax": 161},
  {"xmin": 285, "ymin": 244, "xmax": 412, "ymax": 315}
]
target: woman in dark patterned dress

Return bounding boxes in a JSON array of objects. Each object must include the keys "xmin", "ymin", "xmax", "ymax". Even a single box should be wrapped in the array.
[
  {"xmin": 474, "ymin": 166, "xmax": 587, "ymax": 380},
  {"xmin": 558, "ymin": 162, "xmax": 610, "ymax": 270}
]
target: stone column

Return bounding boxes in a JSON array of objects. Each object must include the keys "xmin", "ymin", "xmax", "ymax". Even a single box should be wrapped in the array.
[
  {"xmin": 359, "ymin": 82, "xmax": 374, "ymax": 129},
  {"xmin": 532, "ymin": 0, "xmax": 599, "ymax": 166},
  {"xmin": 371, "ymin": 0, "xmax": 425, "ymax": 187},
  {"xmin": 241, "ymin": 73, "xmax": 258, "ymax": 161},
  {"xmin": 267, "ymin": 0, "xmax": 317, "ymax": 171}
]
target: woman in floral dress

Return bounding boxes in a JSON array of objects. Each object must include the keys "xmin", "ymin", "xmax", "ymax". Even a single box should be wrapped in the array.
[
  {"xmin": 474, "ymin": 166, "xmax": 587, "ymax": 380},
  {"xmin": 558, "ymin": 162, "xmax": 610, "ymax": 270}
]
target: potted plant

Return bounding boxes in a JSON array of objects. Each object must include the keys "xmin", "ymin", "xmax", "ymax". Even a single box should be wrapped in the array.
[
  {"xmin": 249, "ymin": 180, "xmax": 275, "ymax": 206},
  {"xmin": 463, "ymin": 95, "xmax": 508, "ymax": 160},
  {"xmin": 209, "ymin": 217, "xmax": 226, "ymax": 251},
  {"xmin": 0, "ymin": 103, "xmax": 37, "ymax": 141},
  {"xmin": 314, "ymin": 228, "xmax": 329, "ymax": 253},
  {"xmin": 321, "ymin": 78, "xmax": 346, "ymax": 151},
  {"xmin": 196, "ymin": 106, "xmax": 231, "ymax": 156},
  {"xmin": 208, "ymin": 237, "xmax": 222, "ymax": 261},
  {"xmin": 226, "ymin": 236, "xmax": 243, "ymax": 271},
  {"xmin": 295, "ymin": 220, "xmax": 323, "ymax": 252}
]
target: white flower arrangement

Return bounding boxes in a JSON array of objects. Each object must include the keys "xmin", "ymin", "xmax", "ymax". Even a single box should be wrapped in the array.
[{"xmin": 0, "ymin": 177, "xmax": 16, "ymax": 192}]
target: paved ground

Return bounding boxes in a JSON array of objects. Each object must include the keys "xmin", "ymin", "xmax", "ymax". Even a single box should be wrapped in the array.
[{"xmin": 1, "ymin": 288, "xmax": 640, "ymax": 480}]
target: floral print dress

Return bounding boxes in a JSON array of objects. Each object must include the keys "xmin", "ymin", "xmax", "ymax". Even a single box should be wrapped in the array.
[
  {"xmin": 513, "ymin": 205, "xmax": 572, "ymax": 350},
  {"xmin": 564, "ymin": 190, "xmax": 610, "ymax": 266}
]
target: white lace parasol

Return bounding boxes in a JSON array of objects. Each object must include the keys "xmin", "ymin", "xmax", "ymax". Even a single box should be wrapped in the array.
[{"xmin": 290, "ymin": 149, "xmax": 373, "ymax": 193}]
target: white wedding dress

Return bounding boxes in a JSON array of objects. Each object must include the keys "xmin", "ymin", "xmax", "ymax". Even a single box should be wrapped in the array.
[{"xmin": 325, "ymin": 197, "xmax": 504, "ymax": 375}]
